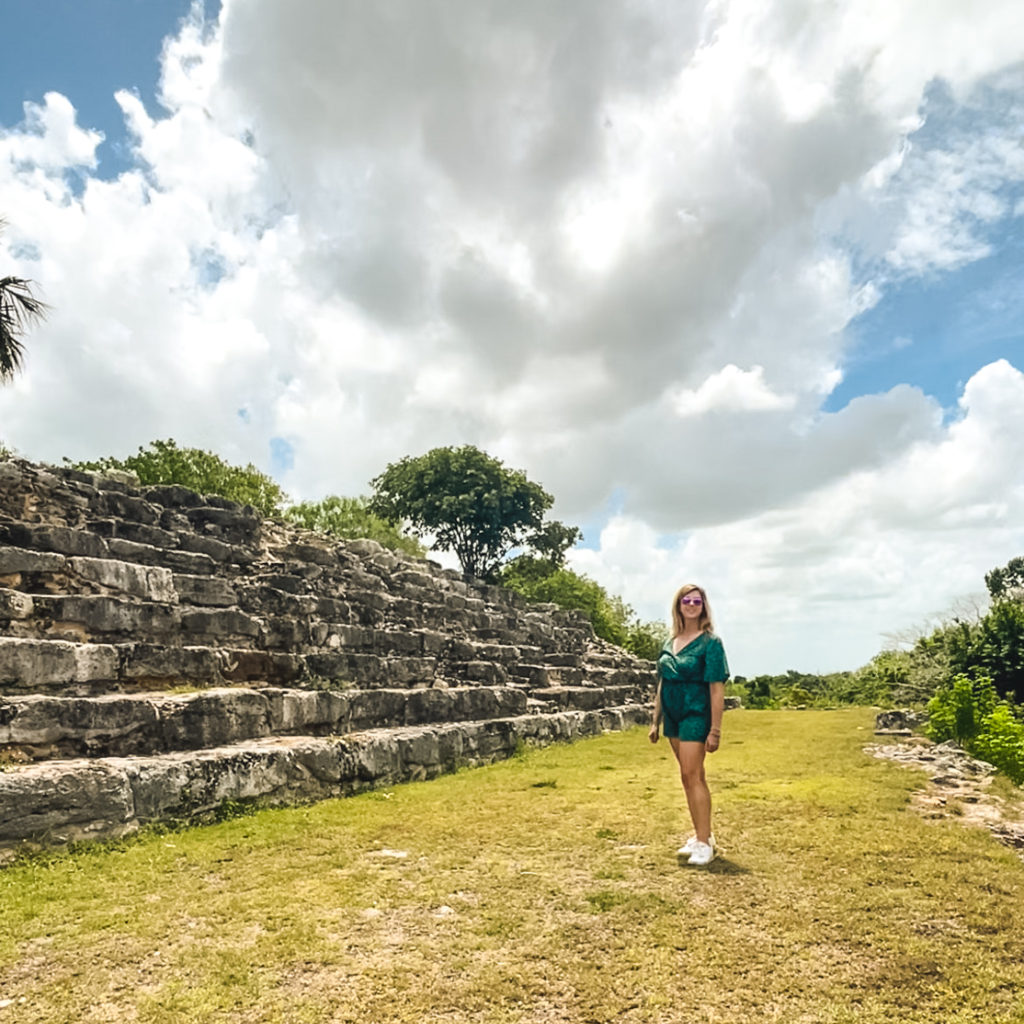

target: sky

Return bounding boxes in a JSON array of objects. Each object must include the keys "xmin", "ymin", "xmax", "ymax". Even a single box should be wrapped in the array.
[{"xmin": 1, "ymin": 0, "xmax": 1023, "ymax": 677}]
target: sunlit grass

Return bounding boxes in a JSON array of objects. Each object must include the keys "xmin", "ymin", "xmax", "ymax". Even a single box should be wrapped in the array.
[{"xmin": 1, "ymin": 709, "xmax": 1023, "ymax": 1023}]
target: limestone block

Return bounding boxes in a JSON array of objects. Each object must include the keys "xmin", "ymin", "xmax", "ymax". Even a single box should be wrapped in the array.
[
  {"xmin": 120, "ymin": 643, "xmax": 223, "ymax": 684},
  {"xmin": 143, "ymin": 484, "xmax": 204, "ymax": 507},
  {"xmin": 120, "ymin": 743, "xmax": 297, "ymax": 820},
  {"xmin": 172, "ymin": 574, "xmax": 237, "ymax": 607},
  {"xmin": 112, "ymin": 521, "xmax": 179, "ymax": 549},
  {"xmin": 104, "ymin": 537, "xmax": 216, "ymax": 576},
  {"xmin": 345, "ymin": 538, "xmax": 386, "ymax": 558},
  {"xmin": 96, "ymin": 469, "xmax": 139, "ymax": 489},
  {"xmin": 222, "ymin": 650, "xmax": 303, "ymax": 685},
  {"xmin": 306, "ymin": 651, "xmax": 383, "ymax": 685},
  {"xmin": 0, "ymin": 638, "xmax": 119, "ymax": 691},
  {"xmin": 271, "ymin": 542, "xmax": 339, "ymax": 567},
  {"xmin": 264, "ymin": 688, "xmax": 349, "ymax": 733},
  {"xmin": 348, "ymin": 731, "xmax": 402, "ymax": 782},
  {"xmin": 69, "ymin": 557, "xmax": 177, "ymax": 603},
  {"xmin": 237, "ymin": 585, "xmax": 316, "ymax": 617},
  {"xmin": 316, "ymin": 597, "xmax": 353, "ymax": 622},
  {"xmin": 327, "ymin": 623, "xmax": 375, "ymax": 649},
  {"xmin": 450, "ymin": 661, "xmax": 509, "ymax": 686},
  {"xmin": 0, "ymin": 546, "xmax": 66, "ymax": 574},
  {"xmin": 381, "ymin": 656, "xmax": 437, "ymax": 687},
  {"xmin": 184, "ymin": 506, "xmax": 261, "ymax": 546},
  {"xmin": 93, "ymin": 491, "xmax": 160, "ymax": 525},
  {"xmin": 0, "ymin": 760, "xmax": 135, "ymax": 843},
  {"xmin": 2, "ymin": 524, "xmax": 109, "ymax": 559},
  {"xmin": 348, "ymin": 688, "xmax": 412, "ymax": 729},
  {"xmin": 396, "ymin": 727, "xmax": 441, "ymax": 778},
  {"xmin": 0, "ymin": 588, "xmax": 33, "ymax": 620},
  {"xmin": 180, "ymin": 608, "xmax": 261, "ymax": 639},
  {"xmin": 157, "ymin": 689, "xmax": 271, "ymax": 749},
  {"xmin": 177, "ymin": 533, "xmax": 245, "ymax": 564},
  {"xmin": 38, "ymin": 595, "xmax": 180, "ymax": 637},
  {"xmin": 373, "ymin": 629, "xmax": 426, "ymax": 657},
  {"xmin": 0, "ymin": 693, "xmax": 162, "ymax": 755}
]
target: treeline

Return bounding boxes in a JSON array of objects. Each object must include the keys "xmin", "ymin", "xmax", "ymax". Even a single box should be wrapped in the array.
[
  {"xmin": 57, "ymin": 439, "xmax": 667, "ymax": 660},
  {"xmin": 735, "ymin": 560, "xmax": 1024, "ymax": 783}
]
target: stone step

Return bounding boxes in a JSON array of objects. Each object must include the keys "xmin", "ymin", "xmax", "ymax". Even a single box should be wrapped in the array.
[
  {"xmin": 0, "ymin": 634, "xmax": 650, "ymax": 699},
  {"xmin": 507, "ymin": 663, "xmax": 586, "ymax": 687},
  {"xmin": 0, "ymin": 705, "xmax": 649, "ymax": 859},
  {"xmin": 0, "ymin": 684, "xmax": 534, "ymax": 761},
  {"xmin": 528, "ymin": 684, "xmax": 647, "ymax": 711},
  {"xmin": 25, "ymin": 594, "xmax": 264, "ymax": 646},
  {"xmin": 0, "ymin": 637, "xmax": 303, "ymax": 696}
]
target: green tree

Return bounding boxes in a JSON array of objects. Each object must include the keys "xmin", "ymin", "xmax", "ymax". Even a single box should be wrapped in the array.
[
  {"xmin": 369, "ymin": 445, "xmax": 579, "ymax": 579},
  {"xmin": 1, "ymin": 218, "xmax": 48, "ymax": 383},
  {"xmin": 283, "ymin": 495, "xmax": 424, "ymax": 557},
  {"xmin": 985, "ymin": 556, "xmax": 1024, "ymax": 601},
  {"xmin": 71, "ymin": 439, "xmax": 288, "ymax": 517},
  {"xmin": 945, "ymin": 602, "xmax": 1024, "ymax": 706}
]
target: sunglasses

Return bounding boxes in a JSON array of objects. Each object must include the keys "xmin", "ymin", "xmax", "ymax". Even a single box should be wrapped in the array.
[{"xmin": 680, "ymin": 596, "xmax": 703, "ymax": 606}]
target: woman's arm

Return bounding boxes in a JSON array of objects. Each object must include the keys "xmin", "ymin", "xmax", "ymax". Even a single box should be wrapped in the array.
[
  {"xmin": 648, "ymin": 678, "xmax": 663, "ymax": 743},
  {"xmin": 705, "ymin": 681, "xmax": 725, "ymax": 752}
]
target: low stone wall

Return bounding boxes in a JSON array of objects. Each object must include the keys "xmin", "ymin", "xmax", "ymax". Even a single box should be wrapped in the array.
[{"xmin": 0, "ymin": 458, "xmax": 655, "ymax": 860}]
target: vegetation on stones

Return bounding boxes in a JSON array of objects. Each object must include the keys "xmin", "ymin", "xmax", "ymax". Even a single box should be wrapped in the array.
[
  {"xmin": 369, "ymin": 445, "xmax": 580, "ymax": 579},
  {"xmin": 70, "ymin": 439, "xmax": 289, "ymax": 517},
  {"xmin": 0, "ymin": 218, "xmax": 49, "ymax": 384},
  {"xmin": 499, "ymin": 554, "xmax": 667, "ymax": 660},
  {"xmin": 283, "ymin": 495, "xmax": 424, "ymax": 557}
]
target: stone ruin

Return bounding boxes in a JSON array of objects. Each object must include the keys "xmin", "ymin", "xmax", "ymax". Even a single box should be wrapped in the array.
[{"xmin": 0, "ymin": 458, "xmax": 654, "ymax": 861}]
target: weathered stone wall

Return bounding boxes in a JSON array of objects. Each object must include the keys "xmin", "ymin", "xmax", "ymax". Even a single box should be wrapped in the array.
[{"xmin": 0, "ymin": 458, "xmax": 654, "ymax": 859}]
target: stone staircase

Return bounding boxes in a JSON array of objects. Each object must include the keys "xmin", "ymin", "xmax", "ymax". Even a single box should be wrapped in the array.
[{"xmin": 0, "ymin": 458, "xmax": 653, "ymax": 860}]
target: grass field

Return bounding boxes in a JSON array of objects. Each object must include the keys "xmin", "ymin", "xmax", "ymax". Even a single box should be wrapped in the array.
[{"xmin": 2, "ymin": 709, "xmax": 1023, "ymax": 1024}]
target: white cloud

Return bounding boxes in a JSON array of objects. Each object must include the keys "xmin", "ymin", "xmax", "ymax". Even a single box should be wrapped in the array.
[
  {"xmin": 1, "ymin": 0, "xmax": 1023, "ymax": 672},
  {"xmin": 575, "ymin": 361, "xmax": 1024, "ymax": 673},
  {"xmin": 673, "ymin": 364, "xmax": 795, "ymax": 416}
]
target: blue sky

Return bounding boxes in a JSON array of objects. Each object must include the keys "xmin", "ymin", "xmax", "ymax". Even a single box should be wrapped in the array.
[
  {"xmin": 0, "ymin": 1, "xmax": 215, "ymax": 179},
  {"xmin": 1, "ymin": 1, "xmax": 1023, "ymax": 674}
]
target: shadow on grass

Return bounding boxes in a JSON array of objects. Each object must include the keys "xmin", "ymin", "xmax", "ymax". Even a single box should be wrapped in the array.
[{"xmin": 675, "ymin": 854, "xmax": 751, "ymax": 875}]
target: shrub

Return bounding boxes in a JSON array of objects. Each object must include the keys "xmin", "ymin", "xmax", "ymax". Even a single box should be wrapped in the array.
[
  {"xmin": 70, "ymin": 439, "xmax": 288, "ymax": 517},
  {"xmin": 926, "ymin": 674, "xmax": 998, "ymax": 745},
  {"xmin": 499, "ymin": 555, "xmax": 664, "ymax": 655},
  {"xmin": 283, "ymin": 495, "xmax": 424, "ymax": 557},
  {"xmin": 971, "ymin": 703, "xmax": 1024, "ymax": 785}
]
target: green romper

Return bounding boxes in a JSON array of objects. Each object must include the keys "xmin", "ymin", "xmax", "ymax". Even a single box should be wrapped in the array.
[{"xmin": 657, "ymin": 633, "xmax": 730, "ymax": 742}]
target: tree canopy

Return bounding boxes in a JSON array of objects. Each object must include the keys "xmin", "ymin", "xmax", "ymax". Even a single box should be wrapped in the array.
[
  {"xmin": 369, "ymin": 445, "xmax": 580, "ymax": 579},
  {"xmin": 986, "ymin": 555, "xmax": 1024, "ymax": 601}
]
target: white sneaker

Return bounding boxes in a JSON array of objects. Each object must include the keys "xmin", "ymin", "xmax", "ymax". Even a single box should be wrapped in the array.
[
  {"xmin": 687, "ymin": 840, "xmax": 716, "ymax": 866},
  {"xmin": 677, "ymin": 833, "xmax": 715, "ymax": 857}
]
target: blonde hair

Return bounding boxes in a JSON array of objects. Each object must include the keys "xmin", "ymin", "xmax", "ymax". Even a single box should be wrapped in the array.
[{"xmin": 670, "ymin": 583, "xmax": 714, "ymax": 637}]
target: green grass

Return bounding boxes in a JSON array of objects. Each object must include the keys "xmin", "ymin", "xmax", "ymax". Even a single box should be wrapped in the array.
[{"xmin": 2, "ymin": 709, "xmax": 1023, "ymax": 1023}]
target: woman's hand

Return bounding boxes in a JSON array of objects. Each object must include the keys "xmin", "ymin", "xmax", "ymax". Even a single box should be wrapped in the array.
[
  {"xmin": 705, "ymin": 730, "xmax": 721, "ymax": 753},
  {"xmin": 648, "ymin": 723, "xmax": 660, "ymax": 744}
]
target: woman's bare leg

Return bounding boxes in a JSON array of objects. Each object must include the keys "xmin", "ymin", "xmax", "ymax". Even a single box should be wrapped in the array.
[{"xmin": 669, "ymin": 738, "xmax": 712, "ymax": 843}]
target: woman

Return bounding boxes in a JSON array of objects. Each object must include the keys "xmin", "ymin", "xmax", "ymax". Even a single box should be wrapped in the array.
[{"xmin": 648, "ymin": 583, "xmax": 729, "ymax": 866}]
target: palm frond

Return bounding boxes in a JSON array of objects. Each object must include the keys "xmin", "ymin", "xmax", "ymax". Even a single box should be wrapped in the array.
[{"xmin": 0, "ymin": 276, "xmax": 49, "ymax": 381}]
